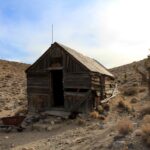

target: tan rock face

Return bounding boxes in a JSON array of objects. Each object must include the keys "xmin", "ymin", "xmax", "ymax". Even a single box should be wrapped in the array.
[{"xmin": 0, "ymin": 59, "xmax": 30, "ymax": 116}]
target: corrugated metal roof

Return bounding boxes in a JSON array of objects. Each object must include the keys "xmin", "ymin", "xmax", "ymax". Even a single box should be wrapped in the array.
[{"xmin": 56, "ymin": 42, "xmax": 114, "ymax": 78}]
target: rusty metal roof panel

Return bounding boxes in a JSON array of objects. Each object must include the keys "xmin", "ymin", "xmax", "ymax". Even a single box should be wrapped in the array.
[{"xmin": 56, "ymin": 42, "xmax": 114, "ymax": 78}]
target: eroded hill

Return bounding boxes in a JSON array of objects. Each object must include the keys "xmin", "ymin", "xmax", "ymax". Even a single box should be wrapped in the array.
[{"xmin": 0, "ymin": 59, "xmax": 30, "ymax": 115}]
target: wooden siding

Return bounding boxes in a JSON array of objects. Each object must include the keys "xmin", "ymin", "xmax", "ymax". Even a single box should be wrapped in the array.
[
  {"xmin": 63, "ymin": 53, "xmax": 88, "ymax": 73},
  {"xmin": 27, "ymin": 73, "xmax": 51, "ymax": 112},
  {"xmin": 64, "ymin": 73, "xmax": 91, "ymax": 89},
  {"xmin": 64, "ymin": 90, "xmax": 92, "ymax": 113}
]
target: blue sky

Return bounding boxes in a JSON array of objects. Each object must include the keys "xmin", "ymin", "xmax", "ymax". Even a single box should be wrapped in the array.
[{"xmin": 0, "ymin": 0, "xmax": 149, "ymax": 68}]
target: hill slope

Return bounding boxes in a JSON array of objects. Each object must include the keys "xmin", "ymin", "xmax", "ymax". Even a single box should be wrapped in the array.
[
  {"xmin": 110, "ymin": 59, "xmax": 148, "ymax": 89},
  {"xmin": 0, "ymin": 59, "xmax": 30, "ymax": 114}
]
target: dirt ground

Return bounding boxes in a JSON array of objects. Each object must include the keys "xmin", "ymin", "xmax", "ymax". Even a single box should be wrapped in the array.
[
  {"xmin": 0, "ymin": 113, "xmax": 117, "ymax": 150},
  {"xmin": 0, "ymin": 91, "xmax": 149, "ymax": 150}
]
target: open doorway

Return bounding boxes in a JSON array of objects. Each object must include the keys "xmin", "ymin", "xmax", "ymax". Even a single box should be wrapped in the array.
[{"xmin": 51, "ymin": 70, "xmax": 64, "ymax": 107}]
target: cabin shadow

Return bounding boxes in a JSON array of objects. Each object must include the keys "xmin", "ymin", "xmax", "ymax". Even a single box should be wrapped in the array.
[{"xmin": 51, "ymin": 69, "xmax": 64, "ymax": 107}]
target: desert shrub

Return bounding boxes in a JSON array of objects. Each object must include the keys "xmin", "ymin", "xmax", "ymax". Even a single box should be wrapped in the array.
[
  {"xmin": 139, "ymin": 88, "xmax": 146, "ymax": 93},
  {"xmin": 99, "ymin": 115, "xmax": 105, "ymax": 120},
  {"xmin": 132, "ymin": 83, "xmax": 138, "ymax": 87},
  {"xmin": 130, "ymin": 98, "xmax": 138, "ymax": 103},
  {"xmin": 140, "ymin": 106, "xmax": 150, "ymax": 117},
  {"xmin": 123, "ymin": 87, "xmax": 137, "ymax": 96},
  {"xmin": 102, "ymin": 103, "xmax": 110, "ymax": 111},
  {"xmin": 117, "ymin": 119, "xmax": 133, "ymax": 135},
  {"xmin": 143, "ymin": 115, "xmax": 150, "ymax": 124},
  {"xmin": 140, "ymin": 113, "xmax": 150, "ymax": 146},
  {"xmin": 5, "ymin": 74, "xmax": 12, "ymax": 78},
  {"xmin": 90, "ymin": 111, "xmax": 99, "ymax": 119},
  {"xmin": 141, "ymin": 124, "xmax": 150, "ymax": 146},
  {"xmin": 117, "ymin": 100, "xmax": 132, "ymax": 112},
  {"xmin": 97, "ymin": 105, "xmax": 104, "ymax": 114},
  {"xmin": 77, "ymin": 118, "xmax": 86, "ymax": 125}
]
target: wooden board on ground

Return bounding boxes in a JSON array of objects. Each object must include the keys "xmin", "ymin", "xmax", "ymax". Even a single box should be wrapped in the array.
[{"xmin": 44, "ymin": 110, "xmax": 70, "ymax": 119}]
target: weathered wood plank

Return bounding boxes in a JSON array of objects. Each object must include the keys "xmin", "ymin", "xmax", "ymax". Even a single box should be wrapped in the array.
[
  {"xmin": 27, "ymin": 87, "xmax": 50, "ymax": 94},
  {"xmin": 44, "ymin": 110, "xmax": 70, "ymax": 118}
]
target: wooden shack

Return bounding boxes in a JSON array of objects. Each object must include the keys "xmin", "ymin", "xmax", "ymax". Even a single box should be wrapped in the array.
[{"xmin": 26, "ymin": 42, "xmax": 114, "ymax": 113}]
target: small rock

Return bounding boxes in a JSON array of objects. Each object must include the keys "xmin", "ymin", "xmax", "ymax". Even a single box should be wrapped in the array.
[
  {"xmin": 32, "ymin": 123, "xmax": 47, "ymax": 131},
  {"xmin": 64, "ymin": 139, "xmax": 71, "ymax": 144},
  {"xmin": 11, "ymin": 144, "xmax": 15, "ymax": 148},
  {"xmin": 22, "ymin": 148, "xmax": 28, "ymax": 150},
  {"xmin": 50, "ymin": 121, "xmax": 55, "ymax": 125},
  {"xmin": 18, "ymin": 101, "xmax": 23, "ymax": 105},
  {"xmin": 22, "ymin": 148, "xmax": 34, "ymax": 150},
  {"xmin": 114, "ymin": 135, "xmax": 125, "ymax": 141},
  {"xmin": 130, "ymin": 98, "xmax": 138, "ymax": 103},
  {"xmin": 128, "ymin": 143, "xmax": 134, "ymax": 149},
  {"xmin": 112, "ymin": 141, "xmax": 126, "ymax": 150},
  {"xmin": 4, "ymin": 106, "xmax": 10, "ymax": 110},
  {"xmin": 57, "ymin": 117, "xmax": 61, "ymax": 120},
  {"xmin": 132, "ymin": 122, "xmax": 138, "ymax": 127},
  {"xmin": 99, "ymin": 123, "xmax": 105, "ymax": 129},
  {"xmin": 47, "ymin": 138, "xmax": 51, "ymax": 142},
  {"xmin": 47, "ymin": 126, "xmax": 52, "ymax": 131},
  {"xmin": 134, "ymin": 129, "xmax": 143, "ymax": 136},
  {"xmin": 4, "ymin": 136, "xmax": 9, "ymax": 139},
  {"xmin": 109, "ymin": 132, "xmax": 115, "ymax": 136}
]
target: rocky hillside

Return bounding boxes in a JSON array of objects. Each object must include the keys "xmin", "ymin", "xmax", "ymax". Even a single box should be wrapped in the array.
[
  {"xmin": 110, "ymin": 59, "xmax": 148, "ymax": 89},
  {"xmin": 0, "ymin": 59, "xmax": 30, "ymax": 114}
]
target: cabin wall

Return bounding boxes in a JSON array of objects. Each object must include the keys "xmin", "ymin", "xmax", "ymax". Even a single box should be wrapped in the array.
[
  {"xmin": 105, "ymin": 77, "xmax": 115, "ymax": 98},
  {"xmin": 63, "ymin": 73, "xmax": 92, "ymax": 112},
  {"xmin": 90, "ymin": 73, "xmax": 106, "ymax": 100},
  {"xmin": 27, "ymin": 45, "xmax": 63, "ymax": 112},
  {"xmin": 27, "ymin": 73, "xmax": 51, "ymax": 112},
  {"xmin": 62, "ymin": 50, "xmax": 92, "ymax": 112}
]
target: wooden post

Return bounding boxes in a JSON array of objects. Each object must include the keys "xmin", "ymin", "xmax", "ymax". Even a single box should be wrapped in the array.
[
  {"xmin": 148, "ymin": 68, "xmax": 150, "ymax": 96},
  {"xmin": 146, "ymin": 55, "xmax": 150, "ymax": 96}
]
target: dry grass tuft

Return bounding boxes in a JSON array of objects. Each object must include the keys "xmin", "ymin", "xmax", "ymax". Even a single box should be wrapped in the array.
[
  {"xmin": 140, "ymin": 113, "xmax": 150, "ymax": 147},
  {"xmin": 117, "ymin": 100, "xmax": 132, "ymax": 112},
  {"xmin": 140, "ymin": 106, "xmax": 150, "ymax": 117},
  {"xmin": 143, "ymin": 115, "xmax": 150, "ymax": 124},
  {"xmin": 139, "ymin": 88, "xmax": 146, "ymax": 93},
  {"xmin": 90, "ymin": 111, "xmax": 99, "ymax": 119},
  {"xmin": 77, "ymin": 118, "xmax": 86, "ymax": 125},
  {"xmin": 123, "ymin": 87, "xmax": 137, "ymax": 96},
  {"xmin": 117, "ymin": 119, "xmax": 133, "ymax": 135},
  {"xmin": 141, "ymin": 124, "xmax": 150, "ymax": 146}
]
